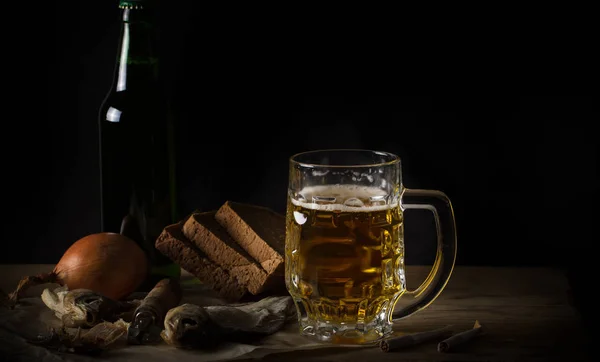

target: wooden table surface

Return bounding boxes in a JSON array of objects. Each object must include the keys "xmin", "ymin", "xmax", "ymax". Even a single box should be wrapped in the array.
[{"xmin": 0, "ymin": 264, "xmax": 592, "ymax": 362}]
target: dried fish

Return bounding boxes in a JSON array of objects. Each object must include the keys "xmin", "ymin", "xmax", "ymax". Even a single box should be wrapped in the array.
[
  {"xmin": 161, "ymin": 303, "xmax": 220, "ymax": 349},
  {"xmin": 29, "ymin": 319, "xmax": 130, "ymax": 355},
  {"xmin": 161, "ymin": 296, "xmax": 295, "ymax": 349},
  {"xmin": 205, "ymin": 295, "xmax": 297, "ymax": 335},
  {"xmin": 41, "ymin": 286, "xmax": 141, "ymax": 328},
  {"xmin": 128, "ymin": 278, "xmax": 182, "ymax": 345}
]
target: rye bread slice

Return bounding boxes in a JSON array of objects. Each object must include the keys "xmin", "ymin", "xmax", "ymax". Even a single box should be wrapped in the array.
[
  {"xmin": 155, "ymin": 221, "xmax": 246, "ymax": 302},
  {"xmin": 214, "ymin": 201, "xmax": 285, "ymax": 275},
  {"xmin": 182, "ymin": 211, "xmax": 270, "ymax": 295}
]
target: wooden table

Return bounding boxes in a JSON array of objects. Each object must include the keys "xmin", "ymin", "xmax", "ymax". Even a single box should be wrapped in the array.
[{"xmin": 0, "ymin": 265, "xmax": 591, "ymax": 362}]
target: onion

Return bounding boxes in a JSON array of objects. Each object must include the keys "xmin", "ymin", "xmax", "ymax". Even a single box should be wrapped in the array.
[{"xmin": 9, "ymin": 232, "xmax": 149, "ymax": 303}]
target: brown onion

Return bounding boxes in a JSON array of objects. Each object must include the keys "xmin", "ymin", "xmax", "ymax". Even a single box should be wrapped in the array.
[{"xmin": 9, "ymin": 232, "xmax": 149, "ymax": 303}]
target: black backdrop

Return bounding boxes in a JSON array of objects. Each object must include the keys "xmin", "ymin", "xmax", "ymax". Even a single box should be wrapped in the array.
[{"xmin": 2, "ymin": 0, "xmax": 596, "ymax": 333}]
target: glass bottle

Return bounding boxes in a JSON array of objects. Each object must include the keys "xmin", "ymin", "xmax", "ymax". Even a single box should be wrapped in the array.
[{"xmin": 98, "ymin": 0, "xmax": 180, "ymax": 284}]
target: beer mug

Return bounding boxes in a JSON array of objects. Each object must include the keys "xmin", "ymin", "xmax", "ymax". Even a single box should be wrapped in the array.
[{"xmin": 285, "ymin": 149, "xmax": 457, "ymax": 344}]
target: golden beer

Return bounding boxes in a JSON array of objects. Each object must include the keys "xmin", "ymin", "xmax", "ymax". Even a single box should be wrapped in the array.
[
  {"xmin": 286, "ymin": 150, "xmax": 457, "ymax": 344},
  {"xmin": 285, "ymin": 185, "xmax": 406, "ymax": 341}
]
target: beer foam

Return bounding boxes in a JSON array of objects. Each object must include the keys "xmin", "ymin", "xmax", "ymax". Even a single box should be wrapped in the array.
[{"xmin": 291, "ymin": 184, "xmax": 398, "ymax": 211}]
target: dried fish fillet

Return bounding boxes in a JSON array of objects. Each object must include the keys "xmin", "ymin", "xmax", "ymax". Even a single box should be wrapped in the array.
[
  {"xmin": 128, "ymin": 278, "xmax": 183, "ymax": 345},
  {"xmin": 29, "ymin": 319, "xmax": 130, "ymax": 354},
  {"xmin": 205, "ymin": 295, "xmax": 296, "ymax": 335},
  {"xmin": 161, "ymin": 296, "xmax": 295, "ymax": 349},
  {"xmin": 161, "ymin": 303, "xmax": 219, "ymax": 349},
  {"xmin": 41, "ymin": 286, "xmax": 140, "ymax": 328}
]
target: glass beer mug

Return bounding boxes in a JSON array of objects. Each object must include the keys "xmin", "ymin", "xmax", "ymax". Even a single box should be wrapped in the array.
[{"xmin": 285, "ymin": 149, "xmax": 457, "ymax": 344}]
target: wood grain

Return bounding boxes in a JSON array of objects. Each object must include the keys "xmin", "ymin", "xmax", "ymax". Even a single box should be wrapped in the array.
[{"xmin": 0, "ymin": 264, "xmax": 591, "ymax": 361}]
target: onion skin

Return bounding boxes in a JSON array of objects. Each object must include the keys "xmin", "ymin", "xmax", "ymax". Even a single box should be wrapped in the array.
[
  {"xmin": 54, "ymin": 233, "xmax": 149, "ymax": 300},
  {"xmin": 8, "ymin": 232, "xmax": 149, "ymax": 304}
]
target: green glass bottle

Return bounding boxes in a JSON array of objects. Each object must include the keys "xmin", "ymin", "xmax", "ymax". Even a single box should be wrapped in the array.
[{"xmin": 98, "ymin": 0, "xmax": 180, "ymax": 286}]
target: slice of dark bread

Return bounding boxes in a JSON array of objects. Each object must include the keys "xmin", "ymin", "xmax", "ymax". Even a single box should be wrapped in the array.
[
  {"xmin": 155, "ymin": 221, "xmax": 246, "ymax": 302},
  {"xmin": 214, "ymin": 201, "xmax": 286, "ymax": 276},
  {"xmin": 182, "ymin": 211, "xmax": 271, "ymax": 295}
]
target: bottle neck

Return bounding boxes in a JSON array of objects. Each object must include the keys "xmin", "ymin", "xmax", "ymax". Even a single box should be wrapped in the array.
[{"xmin": 111, "ymin": 4, "xmax": 158, "ymax": 93}]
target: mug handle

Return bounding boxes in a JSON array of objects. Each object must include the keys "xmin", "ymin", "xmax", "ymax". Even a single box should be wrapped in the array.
[{"xmin": 392, "ymin": 188, "xmax": 458, "ymax": 320}]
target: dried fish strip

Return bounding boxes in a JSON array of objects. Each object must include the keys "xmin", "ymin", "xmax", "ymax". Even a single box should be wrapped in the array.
[
  {"xmin": 29, "ymin": 319, "xmax": 130, "ymax": 355},
  {"xmin": 161, "ymin": 303, "xmax": 220, "ymax": 349},
  {"xmin": 161, "ymin": 296, "xmax": 295, "ymax": 349},
  {"xmin": 128, "ymin": 278, "xmax": 182, "ymax": 345}
]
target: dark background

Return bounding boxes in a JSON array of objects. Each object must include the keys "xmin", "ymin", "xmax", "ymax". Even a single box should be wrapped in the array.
[{"xmin": 2, "ymin": 0, "xmax": 596, "ymax": 334}]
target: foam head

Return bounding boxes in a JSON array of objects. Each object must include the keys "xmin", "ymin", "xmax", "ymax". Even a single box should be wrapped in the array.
[{"xmin": 291, "ymin": 185, "xmax": 397, "ymax": 211}]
